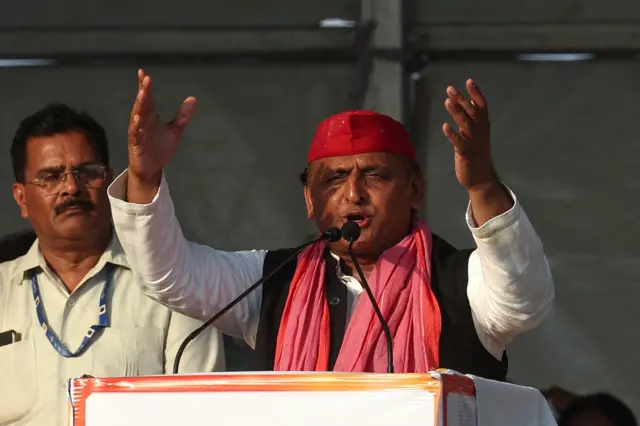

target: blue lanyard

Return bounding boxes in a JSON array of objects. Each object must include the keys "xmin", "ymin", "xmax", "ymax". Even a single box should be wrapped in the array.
[{"xmin": 31, "ymin": 264, "xmax": 115, "ymax": 357}]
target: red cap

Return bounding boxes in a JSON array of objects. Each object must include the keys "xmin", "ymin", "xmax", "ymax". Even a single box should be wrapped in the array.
[{"xmin": 307, "ymin": 110, "xmax": 415, "ymax": 164}]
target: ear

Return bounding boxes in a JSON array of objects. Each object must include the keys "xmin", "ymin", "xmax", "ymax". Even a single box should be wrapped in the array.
[
  {"xmin": 303, "ymin": 185, "xmax": 314, "ymax": 219},
  {"xmin": 105, "ymin": 167, "xmax": 115, "ymax": 185},
  {"xmin": 12, "ymin": 183, "xmax": 29, "ymax": 219},
  {"xmin": 408, "ymin": 172, "xmax": 425, "ymax": 211}
]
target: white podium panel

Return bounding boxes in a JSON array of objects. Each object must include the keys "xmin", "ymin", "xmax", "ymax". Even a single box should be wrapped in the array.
[
  {"xmin": 68, "ymin": 371, "xmax": 555, "ymax": 426},
  {"xmin": 68, "ymin": 371, "xmax": 476, "ymax": 426}
]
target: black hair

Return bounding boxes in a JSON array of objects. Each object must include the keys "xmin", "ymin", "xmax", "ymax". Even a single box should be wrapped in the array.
[
  {"xmin": 559, "ymin": 393, "xmax": 637, "ymax": 426},
  {"xmin": 299, "ymin": 168, "xmax": 310, "ymax": 186},
  {"xmin": 11, "ymin": 103, "xmax": 110, "ymax": 183},
  {"xmin": 0, "ymin": 229, "xmax": 37, "ymax": 263}
]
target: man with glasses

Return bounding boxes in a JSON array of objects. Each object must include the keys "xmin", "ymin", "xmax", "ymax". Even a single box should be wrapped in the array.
[{"xmin": 0, "ymin": 103, "xmax": 225, "ymax": 426}]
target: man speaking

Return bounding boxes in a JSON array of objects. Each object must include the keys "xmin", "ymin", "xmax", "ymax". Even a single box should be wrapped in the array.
[{"xmin": 108, "ymin": 71, "xmax": 554, "ymax": 380}]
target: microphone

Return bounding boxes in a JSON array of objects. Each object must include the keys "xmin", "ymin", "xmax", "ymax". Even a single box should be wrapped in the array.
[
  {"xmin": 172, "ymin": 226, "xmax": 342, "ymax": 374},
  {"xmin": 341, "ymin": 221, "xmax": 394, "ymax": 374}
]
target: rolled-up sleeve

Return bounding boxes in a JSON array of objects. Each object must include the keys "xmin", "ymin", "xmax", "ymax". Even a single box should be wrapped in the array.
[
  {"xmin": 108, "ymin": 170, "xmax": 267, "ymax": 347},
  {"xmin": 466, "ymin": 187, "xmax": 555, "ymax": 359}
]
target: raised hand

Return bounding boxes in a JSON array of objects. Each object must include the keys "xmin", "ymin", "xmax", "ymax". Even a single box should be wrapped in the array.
[
  {"xmin": 128, "ymin": 69, "xmax": 196, "ymax": 184},
  {"xmin": 443, "ymin": 79, "xmax": 512, "ymax": 226},
  {"xmin": 442, "ymin": 79, "xmax": 497, "ymax": 190}
]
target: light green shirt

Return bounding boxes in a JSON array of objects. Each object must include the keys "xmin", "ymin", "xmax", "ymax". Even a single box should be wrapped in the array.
[{"xmin": 0, "ymin": 235, "xmax": 225, "ymax": 426}]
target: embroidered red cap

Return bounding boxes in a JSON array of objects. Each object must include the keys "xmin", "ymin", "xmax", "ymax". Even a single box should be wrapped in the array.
[{"xmin": 307, "ymin": 110, "xmax": 415, "ymax": 163}]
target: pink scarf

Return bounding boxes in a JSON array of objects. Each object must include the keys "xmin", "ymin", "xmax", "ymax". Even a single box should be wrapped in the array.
[{"xmin": 274, "ymin": 220, "xmax": 441, "ymax": 373}]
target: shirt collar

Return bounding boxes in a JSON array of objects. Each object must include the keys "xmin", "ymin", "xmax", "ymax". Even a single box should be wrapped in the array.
[
  {"xmin": 11, "ymin": 232, "xmax": 130, "ymax": 282},
  {"xmin": 329, "ymin": 251, "xmax": 344, "ymax": 276}
]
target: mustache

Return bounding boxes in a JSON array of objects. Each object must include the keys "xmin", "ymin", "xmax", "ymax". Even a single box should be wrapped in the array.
[{"xmin": 54, "ymin": 198, "xmax": 94, "ymax": 216}]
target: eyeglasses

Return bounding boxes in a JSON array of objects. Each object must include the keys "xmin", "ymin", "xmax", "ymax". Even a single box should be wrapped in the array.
[{"xmin": 27, "ymin": 164, "xmax": 108, "ymax": 194}]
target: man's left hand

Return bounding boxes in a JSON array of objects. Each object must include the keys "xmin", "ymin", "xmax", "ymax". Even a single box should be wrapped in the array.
[
  {"xmin": 443, "ymin": 79, "xmax": 513, "ymax": 226},
  {"xmin": 442, "ymin": 79, "xmax": 498, "ymax": 190}
]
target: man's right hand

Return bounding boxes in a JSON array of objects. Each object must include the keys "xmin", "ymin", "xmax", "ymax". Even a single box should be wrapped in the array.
[{"xmin": 126, "ymin": 69, "xmax": 196, "ymax": 203}]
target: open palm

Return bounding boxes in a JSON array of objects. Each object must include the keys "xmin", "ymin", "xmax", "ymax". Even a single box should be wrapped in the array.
[
  {"xmin": 127, "ymin": 69, "xmax": 196, "ymax": 181},
  {"xmin": 441, "ymin": 79, "xmax": 496, "ymax": 190}
]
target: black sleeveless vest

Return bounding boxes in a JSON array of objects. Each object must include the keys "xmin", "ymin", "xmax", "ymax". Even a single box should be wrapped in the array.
[{"xmin": 253, "ymin": 234, "xmax": 508, "ymax": 381}]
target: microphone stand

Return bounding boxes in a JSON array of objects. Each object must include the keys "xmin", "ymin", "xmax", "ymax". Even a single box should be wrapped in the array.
[
  {"xmin": 172, "ymin": 228, "xmax": 341, "ymax": 374},
  {"xmin": 346, "ymin": 239, "xmax": 395, "ymax": 374}
]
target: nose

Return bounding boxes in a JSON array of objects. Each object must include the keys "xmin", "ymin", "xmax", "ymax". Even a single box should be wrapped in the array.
[
  {"xmin": 59, "ymin": 172, "xmax": 82, "ymax": 196},
  {"xmin": 344, "ymin": 174, "xmax": 367, "ymax": 205}
]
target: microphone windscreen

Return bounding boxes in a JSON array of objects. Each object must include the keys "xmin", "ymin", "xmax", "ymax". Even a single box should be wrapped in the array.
[
  {"xmin": 324, "ymin": 227, "xmax": 342, "ymax": 242},
  {"xmin": 341, "ymin": 221, "xmax": 361, "ymax": 242}
]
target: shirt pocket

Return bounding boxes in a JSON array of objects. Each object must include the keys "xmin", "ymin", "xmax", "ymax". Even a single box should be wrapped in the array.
[
  {"xmin": 0, "ymin": 338, "xmax": 37, "ymax": 425},
  {"xmin": 90, "ymin": 327, "xmax": 166, "ymax": 377}
]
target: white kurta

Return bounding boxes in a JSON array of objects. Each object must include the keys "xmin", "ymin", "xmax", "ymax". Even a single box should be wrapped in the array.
[{"xmin": 107, "ymin": 170, "xmax": 554, "ymax": 361}]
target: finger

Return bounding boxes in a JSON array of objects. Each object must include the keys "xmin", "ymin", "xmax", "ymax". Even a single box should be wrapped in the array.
[
  {"xmin": 446, "ymin": 85, "xmax": 476, "ymax": 118},
  {"xmin": 138, "ymin": 75, "xmax": 154, "ymax": 116},
  {"xmin": 444, "ymin": 98, "xmax": 472, "ymax": 136},
  {"xmin": 128, "ymin": 114, "xmax": 142, "ymax": 147},
  {"xmin": 130, "ymin": 71, "xmax": 145, "ymax": 125},
  {"xmin": 442, "ymin": 123, "xmax": 467, "ymax": 155},
  {"xmin": 466, "ymin": 79, "xmax": 488, "ymax": 110},
  {"xmin": 442, "ymin": 122, "xmax": 454, "ymax": 140},
  {"xmin": 169, "ymin": 97, "xmax": 197, "ymax": 134},
  {"xmin": 130, "ymin": 78, "xmax": 159, "ymax": 149},
  {"xmin": 130, "ymin": 112, "xmax": 159, "ymax": 154},
  {"xmin": 129, "ymin": 93, "xmax": 145, "ymax": 141},
  {"xmin": 137, "ymin": 69, "xmax": 145, "ymax": 91}
]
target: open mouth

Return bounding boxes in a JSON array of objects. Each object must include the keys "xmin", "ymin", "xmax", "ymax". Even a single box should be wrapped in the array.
[{"xmin": 343, "ymin": 214, "xmax": 372, "ymax": 228}]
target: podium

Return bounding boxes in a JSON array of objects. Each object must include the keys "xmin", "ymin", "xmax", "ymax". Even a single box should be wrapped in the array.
[{"xmin": 67, "ymin": 371, "xmax": 556, "ymax": 426}]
